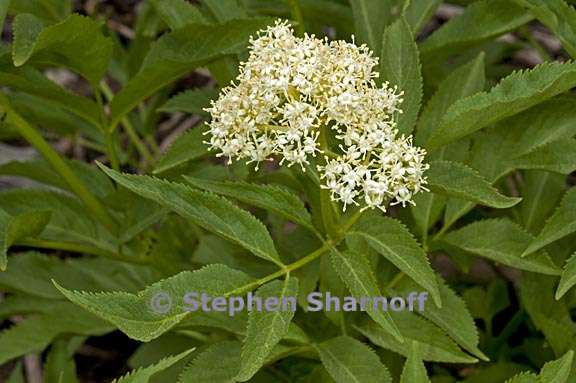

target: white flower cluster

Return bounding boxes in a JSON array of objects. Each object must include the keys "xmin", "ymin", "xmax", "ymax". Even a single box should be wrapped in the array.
[{"xmin": 205, "ymin": 20, "xmax": 429, "ymax": 211}]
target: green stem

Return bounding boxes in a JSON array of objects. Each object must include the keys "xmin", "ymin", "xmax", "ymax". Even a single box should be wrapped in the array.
[
  {"xmin": 285, "ymin": 0, "xmax": 305, "ymax": 36},
  {"xmin": 2, "ymin": 98, "xmax": 117, "ymax": 232},
  {"xmin": 93, "ymin": 84, "xmax": 120, "ymax": 171},
  {"xmin": 225, "ymin": 239, "xmax": 335, "ymax": 297},
  {"xmin": 100, "ymin": 82, "xmax": 155, "ymax": 168},
  {"xmin": 18, "ymin": 239, "xmax": 148, "ymax": 264}
]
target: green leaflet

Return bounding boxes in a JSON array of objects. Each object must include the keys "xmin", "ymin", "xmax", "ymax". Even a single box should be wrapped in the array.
[
  {"xmin": 426, "ymin": 161, "xmax": 521, "ymax": 208},
  {"xmin": 236, "ymin": 277, "xmax": 299, "ymax": 381},
  {"xmin": 0, "ymin": 209, "xmax": 51, "ymax": 270},
  {"xmin": 380, "ymin": 17, "xmax": 422, "ymax": 135},
  {"xmin": 442, "ymin": 219, "xmax": 561, "ymax": 275},
  {"xmin": 348, "ymin": 215, "xmax": 441, "ymax": 307},
  {"xmin": 0, "ymin": 0, "xmax": 10, "ymax": 31},
  {"xmin": 412, "ymin": 54, "xmax": 484, "ymax": 238},
  {"xmin": 100, "ymin": 166, "xmax": 283, "ymax": 265},
  {"xmin": 157, "ymin": 88, "xmax": 218, "ymax": 117},
  {"xmin": 0, "ymin": 158, "xmax": 114, "ymax": 198},
  {"xmin": 520, "ymin": 273, "xmax": 576, "ymax": 357},
  {"xmin": 0, "ymin": 66, "xmax": 101, "ymax": 127},
  {"xmin": 356, "ymin": 312, "xmax": 478, "ymax": 364},
  {"xmin": 427, "ymin": 61, "xmax": 576, "ymax": 151},
  {"xmin": 315, "ymin": 336, "xmax": 392, "ymax": 383},
  {"xmin": 54, "ymin": 264, "xmax": 255, "ymax": 341},
  {"xmin": 513, "ymin": 0, "xmax": 576, "ymax": 59},
  {"xmin": 330, "ymin": 250, "xmax": 402, "ymax": 342},
  {"xmin": 0, "ymin": 301, "xmax": 112, "ymax": 365},
  {"xmin": 43, "ymin": 338, "xmax": 83, "ymax": 383},
  {"xmin": 349, "ymin": 0, "xmax": 394, "ymax": 58},
  {"xmin": 11, "ymin": 14, "xmax": 113, "ymax": 85},
  {"xmin": 153, "ymin": 127, "xmax": 209, "ymax": 174},
  {"xmin": 150, "ymin": 0, "xmax": 206, "ymax": 29},
  {"xmin": 400, "ymin": 341, "xmax": 431, "ymax": 383},
  {"xmin": 522, "ymin": 187, "xmax": 576, "ymax": 257},
  {"xmin": 113, "ymin": 348, "xmax": 195, "ymax": 383},
  {"xmin": 415, "ymin": 54, "xmax": 486, "ymax": 146},
  {"xmin": 12, "ymin": 13, "xmax": 43, "ymax": 66},
  {"xmin": 178, "ymin": 341, "xmax": 241, "ymax": 383},
  {"xmin": 505, "ymin": 372, "xmax": 538, "ymax": 383},
  {"xmin": 184, "ymin": 176, "xmax": 315, "ymax": 232},
  {"xmin": 403, "ymin": 0, "xmax": 441, "ymax": 35},
  {"xmin": 110, "ymin": 18, "xmax": 272, "ymax": 127},
  {"xmin": 0, "ymin": 189, "xmax": 116, "ymax": 253},
  {"xmin": 537, "ymin": 350, "xmax": 574, "ymax": 383},
  {"xmin": 510, "ymin": 138, "xmax": 576, "ymax": 174},
  {"xmin": 203, "ymin": 0, "xmax": 247, "ymax": 21},
  {"xmin": 0, "ymin": 252, "xmax": 158, "ymax": 299},
  {"xmin": 556, "ymin": 252, "xmax": 576, "ymax": 299},
  {"xmin": 9, "ymin": 0, "xmax": 71, "ymax": 23},
  {"xmin": 420, "ymin": 0, "xmax": 532, "ymax": 54},
  {"xmin": 393, "ymin": 276, "xmax": 487, "ymax": 361},
  {"xmin": 520, "ymin": 170, "xmax": 566, "ymax": 234}
]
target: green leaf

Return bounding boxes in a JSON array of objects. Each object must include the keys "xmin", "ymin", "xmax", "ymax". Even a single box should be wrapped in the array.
[
  {"xmin": 0, "ymin": 66, "xmax": 101, "ymax": 127},
  {"xmin": 330, "ymin": 249, "xmax": 402, "ymax": 342},
  {"xmin": 0, "ymin": 189, "xmax": 116, "ymax": 253},
  {"xmin": 0, "ymin": 209, "xmax": 51, "ymax": 271},
  {"xmin": 400, "ymin": 341, "xmax": 431, "ymax": 383},
  {"xmin": 0, "ymin": 0, "xmax": 11, "ymax": 31},
  {"xmin": 356, "ymin": 312, "xmax": 478, "ymax": 364},
  {"xmin": 0, "ymin": 158, "xmax": 114, "ymax": 198},
  {"xmin": 348, "ymin": 215, "xmax": 441, "ymax": 307},
  {"xmin": 380, "ymin": 17, "xmax": 422, "ymax": 135},
  {"xmin": 9, "ymin": 0, "xmax": 71, "ymax": 23},
  {"xmin": 0, "ymin": 302, "xmax": 111, "ymax": 365},
  {"xmin": 513, "ymin": 0, "xmax": 576, "ymax": 58},
  {"xmin": 236, "ymin": 277, "xmax": 298, "ymax": 381},
  {"xmin": 403, "ymin": 0, "xmax": 441, "ymax": 35},
  {"xmin": 44, "ymin": 338, "xmax": 82, "ymax": 383},
  {"xmin": 393, "ymin": 276, "xmax": 487, "ymax": 361},
  {"xmin": 505, "ymin": 372, "xmax": 538, "ymax": 383},
  {"xmin": 178, "ymin": 341, "xmax": 240, "ymax": 383},
  {"xmin": 114, "ymin": 348, "xmax": 195, "ymax": 383},
  {"xmin": 443, "ymin": 219, "xmax": 561, "ymax": 275},
  {"xmin": 315, "ymin": 336, "xmax": 392, "ymax": 383},
  {"xmin": 520, "ymin": 170, "xmax": 566, "ymax": 234},
  {"xmin": 349, "ymin": 0, "xmax": 394, "ymax": 57},
  {"xmin": 523, "ymin": 187, "xmax": 576, "ymax": 257},
  {"xmin": 157, "ymin": 88, "xmax": 217, "ymax": 116},
  {"xmin": 11, "ymin": 14, "xmax": 113, "ymax": 84},
  {"xmin": 184, "ymin": 176, "xmax": 314, "ymax": 232},
  {"xmin": 426, "ymin": 161, "xmax": 521, "ymax": 208},
  {"xmin": 556, "ymin": 252, "xmax": 576, "ymax": 299},
  {"xmin": 203, "ymin": 0, "xmax": 247, "ymax": 21},
  {"xmin": 100, "ymin": 165, "xmax": 282, "ymax": 265},
  {"xmin": 54, "ymin": 264, "xmax": 255, "ymax": 341},
  {"xmin": 150, "ymin": 0, "xmax": 206, "ymax": 29},
  {"xmin": 421, "ymin": 0, "xmax": 532, "ymax": 54},
  {"xmin": 0, "ymin": 252, "xmax": 158, "ymax": 299},
  {"xmin": 12, "ymin": 13, "xmax": 44, "ymax": 66},
  {"xmin": 427, "ymin": 62, "xmax": 576, "ymax": 150},
  {"xmin": 537, "ymin": 350, "xmax": 574, "ymax": 383},
  {"xmin": 510, "ymin": 138, "xmax": 576, "ymax": 174},
  {"xmin": 415, "ymin": 53, "xmax": 486, "ymax": 146},
  {"xmin": 153, "ymin": 127, "xmax": 209, "ymax": 174},
  {"xmin": 110, "ymin": 18, "xmax": 272, "ymax": 127}
]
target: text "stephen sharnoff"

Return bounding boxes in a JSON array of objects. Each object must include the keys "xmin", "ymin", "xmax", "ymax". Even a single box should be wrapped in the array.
[{"xmin": 149, "ymin": 291, "xmax": 429, "ymax": 316}]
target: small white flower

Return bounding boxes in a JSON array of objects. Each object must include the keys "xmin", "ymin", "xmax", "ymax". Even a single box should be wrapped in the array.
[{"xmin": 205, "ymin": 20, "xmax": 428, "ymax": 211}]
